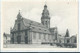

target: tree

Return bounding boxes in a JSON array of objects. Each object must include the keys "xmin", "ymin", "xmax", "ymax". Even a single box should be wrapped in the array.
[{"xmin": 65, "ymin": 29, "xmax": 69, "ymax": 37}]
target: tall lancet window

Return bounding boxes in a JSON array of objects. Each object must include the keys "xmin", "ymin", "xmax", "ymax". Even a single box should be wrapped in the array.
[{"xmin": 18, "ymin": 23, "xmax": 20, "ymax": 31}]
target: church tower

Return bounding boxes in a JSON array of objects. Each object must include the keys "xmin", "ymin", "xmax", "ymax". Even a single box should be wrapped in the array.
[{"xmin": 41, "ymin": 4, "xmax": 50, "ymax": 28}]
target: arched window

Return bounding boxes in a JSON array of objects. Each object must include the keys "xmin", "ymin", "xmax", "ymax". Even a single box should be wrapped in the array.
[
  {"xmin": 39, "ymin": 33, "xmax": 41, "ymax": 39},
  {"xmin": 17, "ymin": 35, "xmax": 21, "ymax": 44},
  {"xmin": 44, "ymin": 34, "xmax": 46, "ymax": 40},
  {"xmin": 11, "ymin": 33, "xmax": 14, "ymax": 43},
  {"xmin": 46, "ymin": 21, "xmax": 47, "ymax": 25},
  {"xmin": 33, "ymin": 32, "xmax": 36, "ymax": 39},
  {"xmin": 67, "ymin": 39, "xmax": 69, "ymax": 43},
  {"xmin": 25, "ymin": 30, "xmax": 28, "ymax": 43}
]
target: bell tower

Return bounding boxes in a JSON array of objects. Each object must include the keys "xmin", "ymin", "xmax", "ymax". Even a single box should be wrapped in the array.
[{"xmin": 41, "ymin": 4, "xmax": 50, "ymax": 28}]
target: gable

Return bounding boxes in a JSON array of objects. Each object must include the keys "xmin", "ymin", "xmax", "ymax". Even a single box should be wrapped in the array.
[{"xmin": 11, "ymin": 19, "xmax": 28, "ymax": 32}]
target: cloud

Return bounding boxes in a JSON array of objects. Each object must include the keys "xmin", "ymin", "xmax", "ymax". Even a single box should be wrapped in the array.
[
  {"xmin": 23, "ymin": 8, "xmax": 42, "ymax": 23},
  {"xmin": 50, "ymin": 16, "xmax": 63, "ymax": 27},
  {"xmin": 57, "ymin": 15, "xmax": 78, "ymax": 36}
]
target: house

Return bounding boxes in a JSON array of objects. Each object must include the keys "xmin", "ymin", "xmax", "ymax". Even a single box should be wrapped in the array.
[
  {"xmin": 3, "ymin": 33, "xmax": 11, "ymax": 44},
  {"xmin": 70, "ymin": 35, "xmax": 77, "ymax": 43}
]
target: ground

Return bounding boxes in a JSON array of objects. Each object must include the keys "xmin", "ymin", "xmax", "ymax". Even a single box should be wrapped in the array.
[{"xmin": 3, "ymin": 44, "xmax": 60, "ymax": 48}]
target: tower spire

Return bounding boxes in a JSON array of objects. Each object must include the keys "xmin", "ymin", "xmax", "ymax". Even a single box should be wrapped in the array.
[
  {"xmin": 45, "ymin": 0, "xmax": 47, "ymax": 5},
  {"xmin": 65, "ymin": 29, "xmax": 70, "ymax": 37},
  {"xmin": 44, "ymin": 0, "xmax": 47, "ymax": 8},
  {"xmin": 42, "ymin": 3, "xmax": 49, "ymax": 18},
  {"xmin": 17, "ymin": 10, "xmax": 22, "ymax": 19},
  {"xmin": 19, "ymin": 10, "xmax": 20, "ymax": 14},
  {"xmin": 41, "ymin": 2, "xmax": 50, "ymax": 28}
]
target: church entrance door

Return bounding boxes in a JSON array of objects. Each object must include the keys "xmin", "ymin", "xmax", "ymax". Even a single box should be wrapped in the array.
[{"xmin": 17, "ymin": 35, "xmax": 21, "ymax": 44}]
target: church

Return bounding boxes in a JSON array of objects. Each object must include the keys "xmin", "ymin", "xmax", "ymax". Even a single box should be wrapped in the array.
[{"xmin": 10, "ymin": 4, "xmax": 58, "ymax": 44}]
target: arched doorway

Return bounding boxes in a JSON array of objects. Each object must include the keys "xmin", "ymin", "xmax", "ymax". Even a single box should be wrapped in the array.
[{"xmin": 17, "ymin": 35, "xmax": 21, "ymax": 44}]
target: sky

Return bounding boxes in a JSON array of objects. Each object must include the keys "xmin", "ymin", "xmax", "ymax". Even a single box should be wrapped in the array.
[{"xmin": 1, "ymin": 0, "xmax": 78, "ymax": 36}]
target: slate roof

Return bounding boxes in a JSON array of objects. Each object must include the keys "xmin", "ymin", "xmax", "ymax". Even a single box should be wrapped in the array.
[
  {"xmin": 49, "ymin": 27, "xmax": 57, "ymax": 32},
  {"xmin": 23, "ymin": 18, "xmax": 51, "ymax": 34},
  {"xmin": 71, "ymin": 35, "xmax": 77, "ymax": 38},
  {"xmin": 23, "ymin": 18, "xmax": 47, "ymax": 28}
]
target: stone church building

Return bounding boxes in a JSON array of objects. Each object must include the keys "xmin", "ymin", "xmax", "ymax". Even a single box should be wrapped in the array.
[{"xmin": 10, "ymin": 4, "xmax": 58, "ymax": 44}]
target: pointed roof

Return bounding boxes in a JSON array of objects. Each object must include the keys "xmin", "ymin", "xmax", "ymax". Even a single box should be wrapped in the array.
[
  {"xmin": 22, "ymin": 18, "xmax": 51, "ymax": 34},
  {"xmin": 17, "ymin": 10, "xmax": 22, "ymax": 19},
  {"xmin": 41, "ymin": 4, "xmax": 50, "ymax": 19},
  {"xmin": 44, "ymin": 4, "xmax": 47, "ymax": 7}
]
